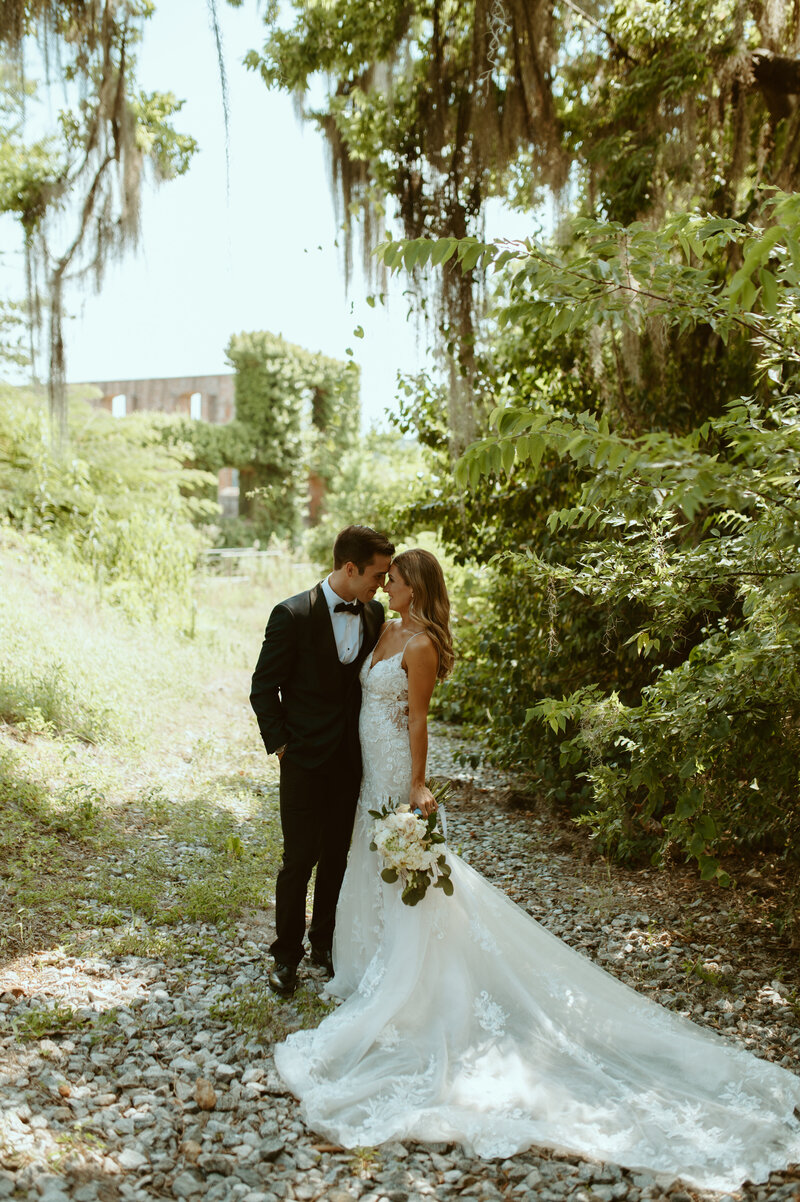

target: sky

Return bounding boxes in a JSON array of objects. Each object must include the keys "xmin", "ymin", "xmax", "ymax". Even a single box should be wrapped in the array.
[{"xmin": 1, "ymin": 3, "xmax": 534, "ymax": 427}]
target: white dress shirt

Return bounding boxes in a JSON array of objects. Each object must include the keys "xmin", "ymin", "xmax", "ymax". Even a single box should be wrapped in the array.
[{"xmin": 321, "ymin": 575, "xmax": 363, "ymax": 664}]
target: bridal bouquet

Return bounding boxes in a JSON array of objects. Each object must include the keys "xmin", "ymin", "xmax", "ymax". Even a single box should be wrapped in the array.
[{"xmin": 369, "ymin": 782, "xmax": 453, "ymax": 907}]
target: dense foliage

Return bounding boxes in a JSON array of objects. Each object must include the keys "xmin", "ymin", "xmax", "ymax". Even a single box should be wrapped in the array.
[
  {"xmin": 303, "ymin": 427, "xmax": 428, "ymax": 566},
  {"xmin": 379, "ymin": 196, "xmax": 800, "ymax": 884},
  {"xmin": 250, "ymin": 0, "xmax": 800, "ymax": 446}
]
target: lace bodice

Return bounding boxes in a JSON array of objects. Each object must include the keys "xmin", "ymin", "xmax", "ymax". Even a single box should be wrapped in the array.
[{"xmin": 358, "ymin": 651, "xmax": 412, "ymax": 810}]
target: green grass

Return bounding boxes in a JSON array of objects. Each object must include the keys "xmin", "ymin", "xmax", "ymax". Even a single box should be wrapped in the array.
[
  {"xmin": 681, "ymin": 956, "xmax": 732, "ymax": 991},
  {"xmin": 102, "ymin": 927, "xmax": 194, "ymax": 963},
  {"xmin": 9, "ymin": 1001, "xmax": 89, "ymax": 1041},
  {"xmin": 209, "ymin": 982, "xmax": 336, "ymax": 1042},
  {"xmin": 0, "ymin": 534, "xmax": 304, "ymax": 965},
  {"xmin": 0, "ymin": 661, "xmax": 111, "ymax": 743},
  {"xmin": 0, "ymin": 543, "xmax": 187, "ymax": 750},
  {"xmin": 89, "ymin": 789, "xmax": 282, "ymax": 929},
  {"xmin": 0, "ymin": 746, "xmax": 117, "ymax": 958}
]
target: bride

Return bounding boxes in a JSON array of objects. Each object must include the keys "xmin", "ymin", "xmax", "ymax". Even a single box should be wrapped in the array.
[{"xmin": 273, "ymin": 549, "xmax": 800, "ymax": 1191}]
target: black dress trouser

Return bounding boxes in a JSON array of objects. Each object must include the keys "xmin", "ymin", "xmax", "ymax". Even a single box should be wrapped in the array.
[{"xmin": 270, "ymin": 742, "xmax": 361, "ymax": 967}]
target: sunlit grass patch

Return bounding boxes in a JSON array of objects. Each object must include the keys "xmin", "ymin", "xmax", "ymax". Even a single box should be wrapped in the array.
[
  {"xmin": 103, "ymin": 927, "xmax": 192, "ymax": 964},
  {"xmin": 92, "ymin": 794, "xmax": 281, "ymax": 931},
  {"xmin": 0, "ymin": 747, "xmax": 115, "ymax": 958},
  {"xmin": 209, "ymin": 981, "xmax": 335, "ymax": 1043},
  {"xmin": 0, "ymin": 661, "xmax": 111, "ymax": 744},
  {"xmin": 9, "ymin": 1001, "xmax": 89, "ymax": 1041},
  {"xmin": 0, "ymin": 753, "xmax": 106, "ymax": 859},
  {"xmin": 0, "ymin": 540, "xmax": 233, "ymax": 754},
  {"xmin": 0, "ymin": 536, "xmax": 292, "ymax": 963}
]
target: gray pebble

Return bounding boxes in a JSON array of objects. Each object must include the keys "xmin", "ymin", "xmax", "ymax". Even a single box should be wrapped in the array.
[{"xmin": 171, "ymin": 1170, "xmax": 204, "ymax": 1197}]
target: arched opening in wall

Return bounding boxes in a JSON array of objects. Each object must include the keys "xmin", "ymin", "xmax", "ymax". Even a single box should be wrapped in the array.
[
  {"xmin": 111, "ymin": 394, "xmax": 127, "ymax": 418},
  {"xmin": 218, "ymin": 467, "xmax": 240, "ymax": 518},
  {"xmin": 190, "ymin": 391, "xmax": 203, "ymax": 420},
  {"xmin": 308, "ymin": 471, "xmax": 326, "ymax": 525}
]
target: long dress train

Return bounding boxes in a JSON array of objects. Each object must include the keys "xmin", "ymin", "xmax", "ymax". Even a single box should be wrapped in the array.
[{"xmin": 273, "ymin": 652, "xmax": 800, "ymax": 1191}]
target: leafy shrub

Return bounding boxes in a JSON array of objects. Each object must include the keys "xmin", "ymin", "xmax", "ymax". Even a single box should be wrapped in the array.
[
  {"xmin": 226, "ymin": 330, "xmax": 359, "ymax": 542},
  {"xmin": 0, "ymin": 660, "xmax": 109, "ymax": 743},
  {"xmin": 0, "ymin": 385, "xmax": 215, "ymax": 626},
  {"xmin": 445, "ymin": 199, "xmax": 800, "ymax": 879},
  {"xmin": 382, "ymin": 196, "xmax": 800, "ymax": 883},
  {"xmin": 302, "ymin": 427, "xmax": 428, "ymax": 569}
]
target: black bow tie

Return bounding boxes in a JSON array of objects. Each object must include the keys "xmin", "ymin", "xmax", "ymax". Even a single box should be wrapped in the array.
[{"xmin": 334, "ymin": 600, "xmax": 363, "ymax": 615}]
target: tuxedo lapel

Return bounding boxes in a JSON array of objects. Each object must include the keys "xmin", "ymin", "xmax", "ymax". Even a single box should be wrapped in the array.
[
  {"xmin": 357, "ymin": 600, "xmax": 383, "ymax": 668},
  {"xmin": 310, "ymin": 583, "xmax": 341, "ymax": 694}
]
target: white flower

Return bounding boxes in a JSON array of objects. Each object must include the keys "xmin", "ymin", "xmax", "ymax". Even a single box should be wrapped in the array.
[{"xmin": 370, "ymin": 798, "xmax": 453, "ymax": 907}]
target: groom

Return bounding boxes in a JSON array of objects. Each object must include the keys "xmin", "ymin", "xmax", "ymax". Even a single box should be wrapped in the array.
[{"xmin": 250, "ymin": 525, "xmax": 394, "ymax": 996}]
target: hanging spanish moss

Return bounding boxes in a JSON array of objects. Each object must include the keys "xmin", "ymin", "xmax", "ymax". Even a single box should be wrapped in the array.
[
  {"xmin": 0, "ymin": 1, "xmax": 213, "ymax": 443},
  {"xmin": 0, "ymin": 4, "xmax": 147, "ymax": 440},
  {"xmin": 255, "ymin": 0, "xmax": 568, "ymax": 453},
  {"xmin": 254, "ymin": 0, "xmax": 800, "ymax": 450}
]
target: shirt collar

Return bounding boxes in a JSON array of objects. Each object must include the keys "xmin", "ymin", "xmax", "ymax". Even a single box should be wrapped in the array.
[{"xmin": 322, "ymin": 574, "xmax": 355, "ymax": 615}]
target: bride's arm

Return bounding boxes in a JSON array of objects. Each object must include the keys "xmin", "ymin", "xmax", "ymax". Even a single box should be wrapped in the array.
[{"xmin": 404, "ymin": 636, "xmax": 440, "ymax": 817}]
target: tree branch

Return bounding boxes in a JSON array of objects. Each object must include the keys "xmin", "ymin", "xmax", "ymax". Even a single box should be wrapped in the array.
[
  {"xmin": 750, "ymin": 49, "xmax": 800, "ymax": 95},
  {"xmin": 558, "ymin": 0, "xmax": 633, "ymax": 63}
]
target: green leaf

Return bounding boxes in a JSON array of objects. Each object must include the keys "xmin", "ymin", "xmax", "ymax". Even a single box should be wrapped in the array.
[
  {"xmin": 674, "ymin": 792, "xmax": 699, "ymax": 820},
  {"xmin": 759, "ymin": 267, "xmax": 778, "ymax": 315},
  {"xmin": 500, "ymin": 440, "xmax": 515, "ymax": 473},
  {"xmin": 431, "ymin": 238, "xmax": 457, "ymax": 266},
  {"xmin": 550, "ymin": 307, "xmax": 572, "ymax": 337},
  {"xmin": 698, "ymin": 854, "xmax": 719, "ymax": 881},
  {"xmin": 402, "ymin": 241, "xmax": 421, "ymax": 271},
  {"xmin": 459, "ymin": 241, "xmax": 486, "ymax": 272},
  {"xmin": 689, "ymin": 831, "xmax": 705, "ymax": 858}
]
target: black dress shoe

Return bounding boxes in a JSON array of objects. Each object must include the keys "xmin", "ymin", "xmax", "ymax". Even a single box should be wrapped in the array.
[
  {"xmin": 268, "ymin": 961, "xmax": 298, "ymax": 996},
  {"xmin": 310, "ymin": 947, "xmax": 334, "ymax": 977}
]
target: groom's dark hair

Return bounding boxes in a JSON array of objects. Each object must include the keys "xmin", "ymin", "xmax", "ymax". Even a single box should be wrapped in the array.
[{"xmin": 334, "ymin": 525, "xmax": 395, "ymax": 572}]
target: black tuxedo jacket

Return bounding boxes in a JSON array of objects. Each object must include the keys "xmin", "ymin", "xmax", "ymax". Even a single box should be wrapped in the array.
[{"xmin": 250, "ymin": 583, "xmax": 385, "ymax": 770}]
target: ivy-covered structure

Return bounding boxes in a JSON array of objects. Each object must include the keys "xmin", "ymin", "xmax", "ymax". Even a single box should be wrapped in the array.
[
  {"xmin": 225, "ymin": 330, "xmax": 360, "ymax": 541},
  {"xmin": 114, "ymin": 332, "xmax": 360, "ymax": 544}
]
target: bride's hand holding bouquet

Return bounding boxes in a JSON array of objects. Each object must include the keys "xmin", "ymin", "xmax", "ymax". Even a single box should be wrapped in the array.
[{"xmin": 369, "ymin": 781, "xmax": 453, "ymax": 906}]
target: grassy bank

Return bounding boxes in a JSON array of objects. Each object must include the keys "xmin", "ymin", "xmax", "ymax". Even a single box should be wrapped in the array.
[{"xmin": 0, "ymin": 533, "xmax": 312, "ymax": 969}]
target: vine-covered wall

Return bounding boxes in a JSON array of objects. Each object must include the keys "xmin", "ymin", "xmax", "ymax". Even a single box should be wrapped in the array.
[
  {"xmin": 146, "ymin": 332, "xmax": 360, "ymax": 544},
  {"xmin": 226, "ymin": 330, "xmax": 360, "ymax": 541}
]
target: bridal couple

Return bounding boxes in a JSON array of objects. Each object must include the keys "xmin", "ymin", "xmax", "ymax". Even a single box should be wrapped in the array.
[{"xmin": 250, "ymin": 525, "xmax": 800, "ymax": 1191}]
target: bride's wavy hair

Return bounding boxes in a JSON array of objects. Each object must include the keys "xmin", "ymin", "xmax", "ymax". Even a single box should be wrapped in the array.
[{"xmin": 392, "ymin": 549, "xmax": 454, "ymax": 680}]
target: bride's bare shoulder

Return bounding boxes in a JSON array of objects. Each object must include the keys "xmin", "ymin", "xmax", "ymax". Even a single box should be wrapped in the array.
[{"xmin": 403, "ymin": 630, "xmax": 438, "ymax": 669}]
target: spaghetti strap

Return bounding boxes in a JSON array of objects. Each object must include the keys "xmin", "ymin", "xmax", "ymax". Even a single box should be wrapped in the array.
[
  {"xmin": 399, "ymin": 629, "xmax": 428, "ymax": 666},
  {"xmin": 370, "ymin": 623, "xmax": 429, "ymax": 671}
]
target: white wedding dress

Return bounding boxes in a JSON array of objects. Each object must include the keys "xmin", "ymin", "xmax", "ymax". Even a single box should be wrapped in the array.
[{"xmin": 274, "ymin": 651, "xmax": 800, "ymax": 1190}]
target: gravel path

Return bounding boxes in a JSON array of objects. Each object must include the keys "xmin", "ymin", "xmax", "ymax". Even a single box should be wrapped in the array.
[{"xmin": 1, "ymin": 726, "xmax": 799, "ymax": 1202}]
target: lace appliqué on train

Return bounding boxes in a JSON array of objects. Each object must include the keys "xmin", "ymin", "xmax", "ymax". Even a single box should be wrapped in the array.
[{"xmin": 474, "ymin": 991, "xmax": 508, "ymax": 1038}]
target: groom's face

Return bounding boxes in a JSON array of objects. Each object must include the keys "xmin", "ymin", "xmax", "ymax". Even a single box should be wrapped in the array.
[{"xmin": 345, "ymin": 554, "xmax": 391, "ymax": 604}]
